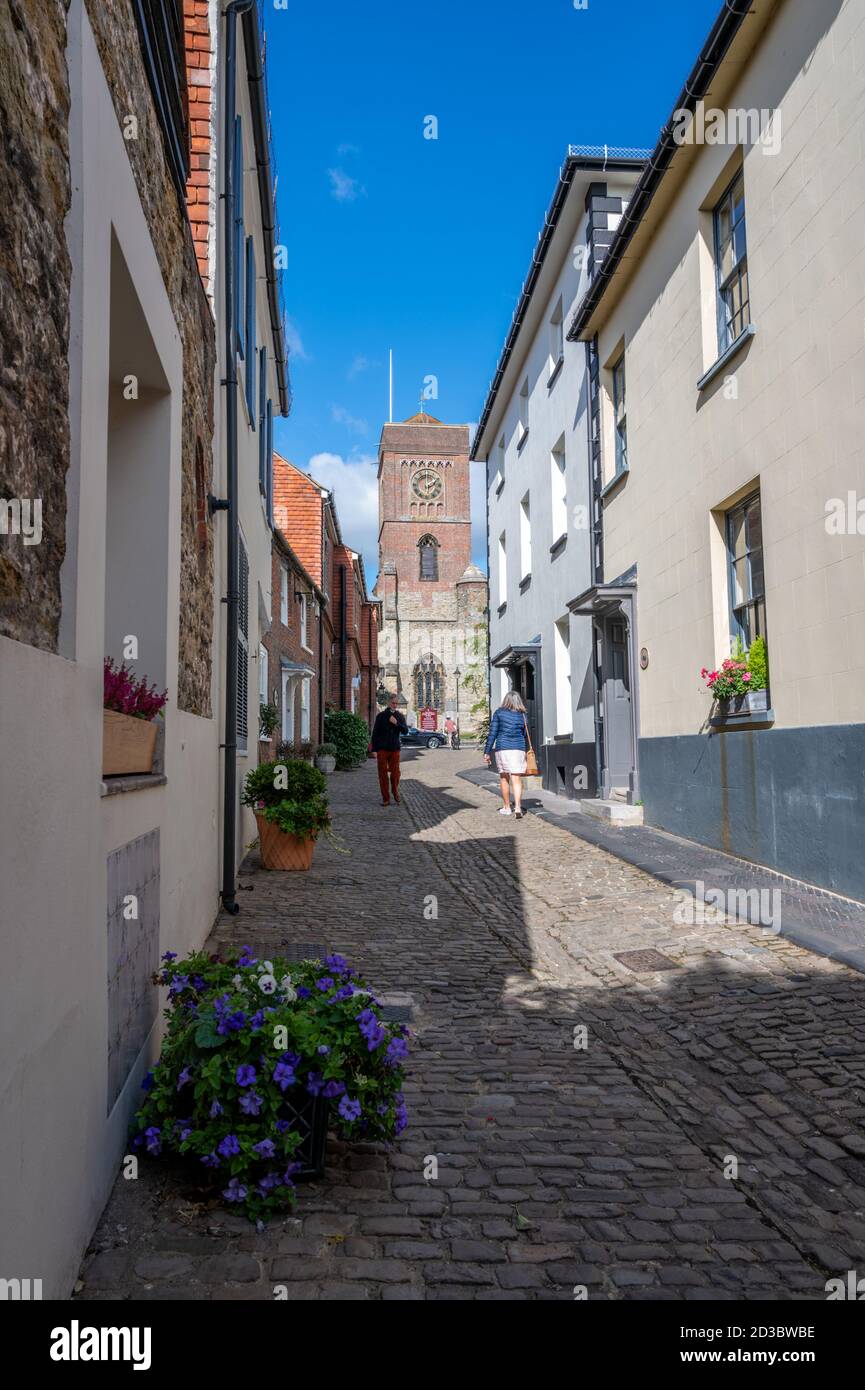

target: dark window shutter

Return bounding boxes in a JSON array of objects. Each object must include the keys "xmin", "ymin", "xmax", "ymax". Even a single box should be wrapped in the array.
[
  {"xmin": 245, "ymin": 237, "xmax": 256, "ymax": 423},
  {"xmin": 237, "ymin": 536, "xmax": 249, "ymax": 748},
  {"xmin": 234, "ymin": 117, "xmax": 245, "ymax": 359},
  {"xmin": 258, "ymin": 345, "xmax": 268, "ymax": 494},
  {"xmin": 132, "ymin": 0, "xmax": 189, "ymax": 200},
  {"xmin": 265, "ymin": 400, "xmax": 274, "ymax": 528}
]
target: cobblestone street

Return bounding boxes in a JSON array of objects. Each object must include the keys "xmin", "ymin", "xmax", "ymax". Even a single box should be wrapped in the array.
[{"xmin": 78, "ymin": 750, "xmax": 865, "ymax": 1301}]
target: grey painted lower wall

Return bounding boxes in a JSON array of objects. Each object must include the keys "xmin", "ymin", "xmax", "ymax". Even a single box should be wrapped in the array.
[
  {"xmin": 639, "ymin": 723, "xmax": 865, "ymax": 903},
  {"xmin": 540, "ymin": 741, "xmax": 597, "ymax": 800}
]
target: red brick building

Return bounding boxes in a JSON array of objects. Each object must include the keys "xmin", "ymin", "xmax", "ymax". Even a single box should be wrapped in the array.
[
  {"xmin": 271, "ymin": 454, "xmax": 380, "ymax": 745},
  {"xmin": 260, "ymin": 528, "xmax": 323, "ymax": 760}
]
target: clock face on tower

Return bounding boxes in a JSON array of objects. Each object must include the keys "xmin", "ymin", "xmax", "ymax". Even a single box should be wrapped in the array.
[{"xmin": 411, "ymin": 467, "xmax": 443, "ymax": 501}]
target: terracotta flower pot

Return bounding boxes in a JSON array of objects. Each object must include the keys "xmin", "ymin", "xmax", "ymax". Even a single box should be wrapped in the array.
[
  {"xmin": 103, "ymin": 709, "xmax": 158, "ymax": 776},
  {"xmin": 255, "ymin": 813, "xmax": 316, "ymax": 871}
]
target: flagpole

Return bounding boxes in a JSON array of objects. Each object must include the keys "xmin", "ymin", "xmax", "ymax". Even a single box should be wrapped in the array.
[{"xmin": 388, "ymin": 348, "xmax": 393, "ymax": 423}]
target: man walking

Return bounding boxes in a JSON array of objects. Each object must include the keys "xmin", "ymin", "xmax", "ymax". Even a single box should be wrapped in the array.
[{"xmin": 370, "ymin": 693, "xmax": 407, "ymax": 805}]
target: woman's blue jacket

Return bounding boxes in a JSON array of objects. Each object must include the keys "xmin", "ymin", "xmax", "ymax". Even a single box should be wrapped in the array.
[{"xmin": 484, "ymin": 707, "xmax": 528, "ymax": 757}]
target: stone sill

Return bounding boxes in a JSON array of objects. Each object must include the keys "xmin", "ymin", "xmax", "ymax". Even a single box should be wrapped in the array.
[
  {"xmin": 601, "ymin": 465, "xmax": 628, "ymax": 499},
  {"xmin": 709, "ymin": 707, "xmax": 775, "ymax": 730},
  {"xmin": 550, "ymin": 533, "xmax": 567, "ymax": 558},
  {"xmin": 497, "ymin": 601, "xmax": 507, "ymax": 617},
  {"xmin": 101, "ymin": 773, "xmax": 167, "ymax": 797},
  {"xmin": 519, "ymin": 573, "xmax": 532, "ymax": 593},
  {"xmin": 516, "ymin": 428, "xmax": 530, "ymax": 454},
  {"xmin": 547, "ymin": 356, "xmax": 564, "ymax": 390},
  {"xmin": 495, "ymin": 475, "xmax": 505, "ymax": 497},
  {"xmin": 697, "ymin": 323, "xmax": 757, "ymax": 392}
]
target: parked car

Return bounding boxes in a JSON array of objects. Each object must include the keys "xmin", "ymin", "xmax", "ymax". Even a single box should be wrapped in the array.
[{"xmin": 400, "ymin": 725, "xmax": 446, "ymax": 750}]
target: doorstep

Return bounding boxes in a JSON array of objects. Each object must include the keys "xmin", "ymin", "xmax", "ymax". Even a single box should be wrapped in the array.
[{"xmin": 581, "ymin": 798, "xmax": 644, "ymax": 826}]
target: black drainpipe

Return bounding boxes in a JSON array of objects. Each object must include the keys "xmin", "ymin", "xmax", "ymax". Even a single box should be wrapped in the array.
[
  {"xmin": 219, "ymin": 0, "xmax": 253, "ymax": 916},
  {"xmin": 339, "ymin": 565, "xmax": 347, "ymax": 709}
]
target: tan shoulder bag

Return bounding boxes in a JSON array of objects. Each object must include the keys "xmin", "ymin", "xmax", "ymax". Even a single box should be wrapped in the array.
[{"xmin": 522, "ymin": 716, "xmax": 539, "ymax": 777}]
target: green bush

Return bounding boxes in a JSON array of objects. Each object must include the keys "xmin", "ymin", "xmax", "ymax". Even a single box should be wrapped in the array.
[
  {"xmin": 242, "ymin": 759, "xmax": 325, "ymax": 808},
  {"xmin": 324, "ymin": 710, "xmax": 370, "ymax": 769},
  {"xmin": 748, "ymin": 636, "xmax": 769, "ymax": 691},
  {"xmin": 316, "ymin": 743, "xmax": 337, "ymax": 757}
]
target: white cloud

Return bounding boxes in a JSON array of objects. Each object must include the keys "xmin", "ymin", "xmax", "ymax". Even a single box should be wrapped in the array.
[
  {"xmin": 285, "ymin": 316, "xmax": 308, "ymax": 361},
  {"xmin": 305, "ymin": 452, "xmax": 380, "ymax": 585},
  {"xmin": 330, "ymin": 404, "xmax": 368, "ymax": 435},
  {"xmin": 327, "ymin": 167, "xmax": 366, "ymax": 202},
  {"xmin": 348, "ymin": 354, "xmax": 378, "ymax": 380},
  {"xmin": 337, "ymin": 142, "xmax": 361, "ymax": 157}
]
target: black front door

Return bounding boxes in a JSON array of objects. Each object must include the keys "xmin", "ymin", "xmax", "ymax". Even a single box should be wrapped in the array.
[
  {"xmin": 511, "ymin": 657, "xmax": 539, "ymax": 754},
  {"xmin": 599, "ymin": 615, "xmax": 634, "ymax": 796}
]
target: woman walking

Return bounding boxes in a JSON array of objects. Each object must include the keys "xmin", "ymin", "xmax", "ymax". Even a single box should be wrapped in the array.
[{"xmin": 484, "ymin": 690, "xmax": 529, "ymax": 819}]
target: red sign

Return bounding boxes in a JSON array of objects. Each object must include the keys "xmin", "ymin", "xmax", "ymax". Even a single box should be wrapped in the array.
[{"xmin": 419, "ymin": 707, "xmax": 438, "ymax": 732}]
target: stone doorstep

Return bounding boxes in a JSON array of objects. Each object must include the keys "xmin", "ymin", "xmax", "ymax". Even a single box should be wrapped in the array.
[{"xmin": 580, "ymin": 799, "xmax": 644, "ymax": 827}]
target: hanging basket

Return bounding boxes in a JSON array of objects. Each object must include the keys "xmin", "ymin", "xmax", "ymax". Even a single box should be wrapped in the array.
[{"xmin": 255, "ymin": 814, "xmax": 316, "ymax": 871}]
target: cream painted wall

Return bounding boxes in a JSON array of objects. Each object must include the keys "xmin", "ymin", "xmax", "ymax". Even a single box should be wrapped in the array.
[
  {"xmin": 0, "ymin": 4, "xmax": 219, "ymax": 1297},
  {"xmin": 595, "ymin": 0, "xmax": 865, "ymax": 738}
]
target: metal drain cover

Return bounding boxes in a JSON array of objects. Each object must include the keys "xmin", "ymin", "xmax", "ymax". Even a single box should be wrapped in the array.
[
  {"xmin": 278, "ymin": 942, "xmax": 327, "ymax": 962},
  {"xmin": 377, "ymin": 991, "xmax": 415, "ymax": 1023},
  {"xmin": 614, "ymin": 949, "xmax": 679, "ymax": 973}
]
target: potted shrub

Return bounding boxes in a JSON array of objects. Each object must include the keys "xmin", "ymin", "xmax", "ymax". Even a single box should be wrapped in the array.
[
  {"xmin": 131, "ymin": 945, "xmax": 409, "ymax": 1220},
  {"xmin": 103, "ymin": 658, "xmax": 168, "ymax": 776},
  {"xmin": 242, "ymin": 758, "xmax": 330, "ymax": 871},
  {"xmin": 259, "ymin": 702, "xmax": 279, "ymax": 743},
  {"xmin": 324, "ymin": 709, "xmax": 370, "ymax": 769},
  {"xmin": 296, "ymin": 740, "xmax": 316, "ymax": 764},
  {"xmin": 700, "ymin": 637, "xmax": 769, "ymax": 715},
  {"xmin": 315, "ymin": 742, "xmax": 337, "ymax": 774}
]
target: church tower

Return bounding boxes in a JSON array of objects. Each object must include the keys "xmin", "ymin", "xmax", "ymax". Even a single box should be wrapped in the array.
[{"xmin": 375, "ymin": 412, "xmax": 488, "ymax": 730}]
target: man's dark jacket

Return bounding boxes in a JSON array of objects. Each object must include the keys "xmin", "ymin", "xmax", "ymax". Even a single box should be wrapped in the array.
[{"xmin": 371, "ymin": 706, "xmax": 408, "ymax": 752}]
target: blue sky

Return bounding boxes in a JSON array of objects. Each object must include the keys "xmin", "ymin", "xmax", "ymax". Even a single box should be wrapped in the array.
[{"xmin": 265, "ymin": 0, "xmax": 721, "ymax": 585}]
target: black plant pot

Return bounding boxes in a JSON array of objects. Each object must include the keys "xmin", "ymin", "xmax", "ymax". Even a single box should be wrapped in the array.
[
  {"xmin": 283, "ymin": 1092, "xmax": 330, "ymax": 1181},
  {"xmin": 717, "ymin": 689, "xmax": 768, "ymax": 716}
]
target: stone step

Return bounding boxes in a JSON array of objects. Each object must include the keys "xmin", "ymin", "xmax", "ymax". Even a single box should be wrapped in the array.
[{"xmin": 580, "ymin": 798, "xmax": 644, "ymax": 826}]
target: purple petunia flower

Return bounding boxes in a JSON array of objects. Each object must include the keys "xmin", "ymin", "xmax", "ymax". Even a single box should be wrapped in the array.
[
  {"xmin": 317, "ymin": 1045, "xmax": 330, "ymax": 1055},
  {"xmin": 305, "ymin": 1071, "xmax": 324, "ymax": 1096},
  {"xmin": 217, "ymin": 1010, "xmax": 247, "ymax": 1036},
  {"xmin": 192, "ymin": 975, "xmax": 207, "ymax": 991},
  {"xmin": 144, "ymin": 1126, "xmax": 162, "ymax": 1156},
  {"xmin": 249, "ymin": 1010, "xmax": 265, "ymax": 1032},
  {"xmin": 253, "ymin": 1139, "xmax": 276, "ymax": 1159},
  {"xmin": 283, "ymin": 1161, "xmax": 302, "ymax": 1186},
  {"xmin": 386, "ymin": 1036, "xmax": 409, "ymax": 1065},
  {"xmin": 141, "ymin": 1070, "xmax": 155, "ymax": 1092},
  {"xmin": 323, "ymin": 1079, "xmax": 345, "ymax": 1099},
  {"xmin": 296, "ymin": 986, "xmax": 311, "ymax": 1000},
  {"xmin": 239, "ymin": 1090, "xmax": 263, "ymax": 1116},
  {"xmin": 395, "ymin": 1102, "xmax": 408, "ymax": 1136},
  {"xmin": 332, "ymin": 984, "xmax": 354, "ymax": 1002},
  {"xmin": 273, "ymin": 1061, "xmax": 296, "ymax": 1092},
  {"xmin": 177, "ymin": 1066, "xmax": 192, "ymax": 1090},
  {"xmin": 275, "ymin": 1118, "xmax": 291, "ymax": 1134},
  {"xmin": 235, "ymin": 1063, "xmax": 257, "ymax": 1087},
  {"xmin": 324, "ymin": 953, "xmax": 348, "ymax": 973},
  {"xmin": 238, "ymin": 946, "xmax": 257, "ymax": 967},
  {"xmin": 223, "ymin": 1177, "xmax": 248, "ymax": 1203},
  {"xmin": 209, "ymin": 1099, "xmax": 223, "ymax": 1118},
  {"xmin": 161, "ymin": 951, "xmax": 178, "ymax": 962},
  {"xmin": 217, "ymin": 1133, "xmax": 241, "ymax": 1158},
  {"xmin": 338, "ymin": 1095, "xmax": 362, "ymax": 1122},
  {"xmin": 168, "ymin": 974, "xmax": 190, "ymax": 996},
  {"xmin": 201, "ymin": 1151, "xmax": 221, "ymax": 1168},
  {"xmin": 315, "ymin": 976, "xmax": 335, "ymax": 992},
  {"xmin": 258, "ymin": 1170, "xmax": 281, "ymax": 1194}
]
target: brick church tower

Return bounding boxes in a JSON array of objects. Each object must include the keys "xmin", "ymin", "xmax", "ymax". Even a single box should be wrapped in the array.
[{"xmin": 375, "ymin": 412, "xmax": 488, "ymax": 731}]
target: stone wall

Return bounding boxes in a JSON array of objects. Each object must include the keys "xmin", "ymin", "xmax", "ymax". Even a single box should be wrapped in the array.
[
  {"xmin": 0, "ymin": 0, "xmax": 72, "ymax": 651},
  {"xmin": 83, "ymin": 0, "xmax": 215, "ymax": 716}
]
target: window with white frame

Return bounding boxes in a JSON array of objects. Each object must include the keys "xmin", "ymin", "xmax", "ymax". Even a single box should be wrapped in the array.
[
  {"xmin": 520, "ymin": 492, "xmax": 531, "ymax": 579},
  {"xmin": 518, "ymin": 378, "xmax": 529, "ymax": 442},
  {"xmin": 280, "ymin": 566, "xmax": 288, "ymax": 626},
  {"xmin": 554, "ymin": 616, "xmax": 571, "ymax": 736},
  {"xmin": 550, "ymin": 436, "xmax": 567, "ymax": 542},
  {"xmin": 612, "ymin": 353, "xmax": 627, "ymax": 476},
  {"xmin": 300, "ymin": 592, "xmax": 309, "ymax": 649},
  {"xmin": 300, "ymin": 677, "xmax": 310, "ymax": 740},
  {"xmin": 714, "ymin": 171, "xmax": 750, "ymax": 354},
  {"xmin": 497, "ymin": 532, "xmax": 507, "ymax": 606},
  {"xmin": 549, "ymin": 298, "xmax": 564, "ymax": 374},
  {"xmin": 281, "ymin": 672, "xmax": 295, "ymax": 743},
  {"xmin": 496, "ymin": 435, "xmax": 505, "ymax": 487},
  {"xmin": 258, "ymin": 643, "xmax": 268, "ymax": 740}
]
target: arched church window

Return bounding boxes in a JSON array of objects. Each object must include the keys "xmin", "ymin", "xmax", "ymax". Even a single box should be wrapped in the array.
[
  {"xmin": 418, "ymin": 534, "xmax": 439, "ymax": 582},
  {"xmin": 413, "ymin": 654, "xmax": 445, "ymax": 710}
]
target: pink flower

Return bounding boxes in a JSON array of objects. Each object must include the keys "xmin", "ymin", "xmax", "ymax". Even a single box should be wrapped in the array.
[{"xmin": 742, "ymin": 672, "xmax": 751, "ymax": 681}]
